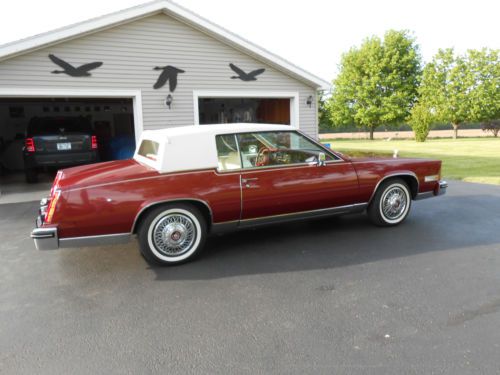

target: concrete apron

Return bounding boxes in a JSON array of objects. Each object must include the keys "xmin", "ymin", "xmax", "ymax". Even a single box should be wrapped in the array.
[{"xmin": 0, "ymin": 173, "xmax": 52, "ymax": 204}]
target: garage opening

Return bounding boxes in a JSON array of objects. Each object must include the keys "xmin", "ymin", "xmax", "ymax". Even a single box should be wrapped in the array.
[
  {"xmin": 198, "ymin": 98, "xmax": 291, "ymax": 125},
  {"xmin": 0, "ymin": 97, "xmax": 135, "ymax": 187}
]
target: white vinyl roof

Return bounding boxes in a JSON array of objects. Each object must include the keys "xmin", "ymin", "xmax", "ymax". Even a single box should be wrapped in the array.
[
  {"xmin": 134, "ymin": 123, "xmax": 297, "ymax": 173},
  {"xmin": 0, "ymin": 0, "xmax": 330, "ymax": 90}
]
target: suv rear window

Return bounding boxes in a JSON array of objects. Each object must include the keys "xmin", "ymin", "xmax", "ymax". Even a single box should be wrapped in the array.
[
  {"xmin": 27, "ymin": 117, "xmax": 92, "ymax": 135},
  {"xmin": 138, "ymin": 140, "xmax": 159, "ymax": 161}
]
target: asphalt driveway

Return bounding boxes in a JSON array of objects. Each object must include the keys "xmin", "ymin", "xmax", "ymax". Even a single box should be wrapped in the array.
[{"xmin": 1, "ymin": 181, "xmax": 499, "ymax": 374}]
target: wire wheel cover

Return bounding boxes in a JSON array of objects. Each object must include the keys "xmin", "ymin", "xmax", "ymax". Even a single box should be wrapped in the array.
[
  {"xmin": 152, "ymin": 213, "xmax": 197, "ymax": 256},
  {"xmin": 381, "ymin": 186, "xmax": 408, "ymax": 220}
]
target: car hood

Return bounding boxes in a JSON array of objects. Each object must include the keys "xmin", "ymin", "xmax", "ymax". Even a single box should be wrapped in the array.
[{"xmin": 57, "ymin": 159, "xmax": 158, "ymax": 190}]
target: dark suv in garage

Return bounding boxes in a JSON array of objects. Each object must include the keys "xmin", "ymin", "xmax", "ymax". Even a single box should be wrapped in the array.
[{"xmin": 23, "ymin": 116, "xmax": 99, "ymax": 182}]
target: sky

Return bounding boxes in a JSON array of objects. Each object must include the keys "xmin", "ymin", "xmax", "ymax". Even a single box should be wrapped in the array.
[{"xmin": 0, "ymin": 0, "xmax": 498, "ymax": 83}]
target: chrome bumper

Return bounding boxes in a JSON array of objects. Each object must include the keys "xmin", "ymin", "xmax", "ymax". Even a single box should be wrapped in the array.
[
  {"xmin": 31, "ymin": 197, "xmax": 59, "ymax": 250},
  {"xmin": 416, "ymin": 180, "xmax": 448, "ymax": 200},
  {"xmin": 31, "ymin": 226, "xmax": 59, "ymax": 250},
  {"xmin": 437, "ymin": 180, "xmax": 448, "ymax": 195}
]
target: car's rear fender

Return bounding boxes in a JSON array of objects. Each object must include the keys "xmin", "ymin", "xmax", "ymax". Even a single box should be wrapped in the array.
[{"xmin": 131, "ymin": 198, "xmax": 214, "ymax": 234}]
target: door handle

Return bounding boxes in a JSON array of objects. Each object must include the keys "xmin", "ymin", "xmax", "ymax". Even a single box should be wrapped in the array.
[{"xmin": 241, "ymin": 177, "xmax": 258, "ymax": 188}]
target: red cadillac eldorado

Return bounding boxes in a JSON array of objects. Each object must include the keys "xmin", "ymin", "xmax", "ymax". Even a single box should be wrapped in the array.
[{"xmin": 31, "ymin": 123, "xmax": 447, "ymax": 265}]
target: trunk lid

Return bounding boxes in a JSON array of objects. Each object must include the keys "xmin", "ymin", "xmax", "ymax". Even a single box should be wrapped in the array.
[{"xmin": 57, "ymin": 159, "xmax": 158, "ymax": 190}]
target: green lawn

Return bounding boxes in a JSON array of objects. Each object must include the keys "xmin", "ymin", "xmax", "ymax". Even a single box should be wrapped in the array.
[{"xmin": 321, "ymin": 137, "xmax": 500, "ymax": 185}]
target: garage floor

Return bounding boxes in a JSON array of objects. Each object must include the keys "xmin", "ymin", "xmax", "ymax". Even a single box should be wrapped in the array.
[
  {"xmin": 1, "ymin": 181, "xmax": 500, "ymax": 374},
  {"xmin": 0, "ymin": 172, "xmax": 52, "ymax": 204}
]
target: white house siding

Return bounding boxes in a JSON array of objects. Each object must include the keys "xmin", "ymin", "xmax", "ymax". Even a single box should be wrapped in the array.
[{"xmin": 0, "ymin": 13, "xmax": 318, "ymax": 137}]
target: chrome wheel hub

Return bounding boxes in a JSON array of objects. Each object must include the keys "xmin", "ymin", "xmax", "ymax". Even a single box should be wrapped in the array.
[
  {"xmin": 382, "ymin": 186, "xmax": 407, "ymax": 220},
  {"xmin": 153, "ymin": 214, "xmax": 196, "ymax": 256}
]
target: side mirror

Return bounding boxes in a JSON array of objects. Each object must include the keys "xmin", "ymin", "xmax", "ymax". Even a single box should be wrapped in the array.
[{"xmin": 318, "ymin": 152, "xmax": 326, "ymax": 166}]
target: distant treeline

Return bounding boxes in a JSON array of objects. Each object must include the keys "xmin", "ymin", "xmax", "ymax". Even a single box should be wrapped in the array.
[
  {"xmin": 321, "ymin": 30, "xmax": 499, "ymax": 141},
  {"xmin": 319, "ymin": 122, "xmax": 484, "ymax": 134}
]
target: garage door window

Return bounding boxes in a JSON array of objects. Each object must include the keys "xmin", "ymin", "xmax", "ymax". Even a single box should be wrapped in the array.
[{"xmin": 198, "ymin": 98, "xmax": 290, "ymax": 125}]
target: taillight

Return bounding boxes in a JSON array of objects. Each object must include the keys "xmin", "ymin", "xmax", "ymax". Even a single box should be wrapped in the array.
[
  {"xmin": 25, "ymin": 138, "xmax": 35, "ymax": 152},
  {"xmin": 45, "ymin": 190, "xmax": 60, "ymax": 224},
  {"xmin": 91, "ymin": 135, "xmax": 98, "ymax": 149},
  {"xmin": 50, "ymin": 171, "xmax": 63, "ymax": 197}
]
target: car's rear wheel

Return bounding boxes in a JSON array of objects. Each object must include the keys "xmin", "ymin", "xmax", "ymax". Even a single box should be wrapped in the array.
[
  {"xmin": 368, "ymin": 178, "xmax": 412, "ymax": 226},
  {"xmin": 25, "ymin": 168, "xmax": 38, "ymax": 183},
  {"xmin": 138, "ymin": 203, "xmax": 207, "ymax": 265}
]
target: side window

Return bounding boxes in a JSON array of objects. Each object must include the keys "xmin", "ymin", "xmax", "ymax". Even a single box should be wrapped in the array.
[
  {"xmin": 237, "ymin": 131, "xmax": 336, "ymax": 168},
  {"xmin": 216, "ymin": 134, "xmax": 241, "ymax": 171},
  {"xmin": 137, "ymin": 139, "xmax": 159, "ymax": 161}
]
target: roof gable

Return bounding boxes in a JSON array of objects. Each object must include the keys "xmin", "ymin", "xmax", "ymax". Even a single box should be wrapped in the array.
[{"xmin": 0, "ymin": 0, "xmax": 330, "ymax": 90}]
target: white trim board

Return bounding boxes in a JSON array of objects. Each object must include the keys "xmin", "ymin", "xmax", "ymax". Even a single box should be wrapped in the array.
[
  {"xmin": 192, "ymin": 90, "xmax": 300, "ymax": 128},
  {"xmin": 0, "ymin": 0, "xmax": 330, "ymax": 90},
  {"xmin": 0, "ymin": 88, "xmax": 144, "ymax": 143}
]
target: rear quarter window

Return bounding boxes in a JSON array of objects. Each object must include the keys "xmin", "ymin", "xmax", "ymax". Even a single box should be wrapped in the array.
[{"xmin": 138, "ymin": 140, "xmax": 159, "ymax": 161}]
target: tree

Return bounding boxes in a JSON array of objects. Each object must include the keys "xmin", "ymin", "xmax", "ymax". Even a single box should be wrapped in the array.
[
  {"xmin": 318, "ymin": 92, "xmax": 333, "ymax": 132},
  {"xmin": 418, "ymin": 48, "xmax": 499, "ymax": 139},
  {"xmin": 328, "ymin": 30, "xmax": 421, "ymax": 139},
  {"xmin": 468, "ymin": 48, "xmax": 499, "ymax": 124}
]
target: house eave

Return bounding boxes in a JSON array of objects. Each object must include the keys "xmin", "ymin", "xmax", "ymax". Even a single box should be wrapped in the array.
[{"xmin": 0, "ymin": 0, "xmax": 330, "ymax": 90}]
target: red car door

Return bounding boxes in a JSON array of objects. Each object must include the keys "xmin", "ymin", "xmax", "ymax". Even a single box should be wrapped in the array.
[{"xmin": 237, "ymin": 131, "xmax": 360, "ymax": 221}]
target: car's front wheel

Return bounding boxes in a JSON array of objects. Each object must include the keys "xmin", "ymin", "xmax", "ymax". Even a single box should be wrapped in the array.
[
  {"xmin": 368, "ymin": 178, "xmax": 412, "ymax": 226},
  {"xmin": 138, "ymin": 203, "xmax": 207, "ymax": 265}
]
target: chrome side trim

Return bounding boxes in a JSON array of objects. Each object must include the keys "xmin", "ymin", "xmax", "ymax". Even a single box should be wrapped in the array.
[
  {"xmin": 368, "ymin": 172, "xmax": 419, "ymax": 203},
  {"xmin": 131, "ymin": 198, "xmax": 214, "ymax": 233},
  {"xmin": 59, "ymin": 233, "xmax": 131, "ymax": 248},
  {"xmin": 415, "ymin": 191, "xmax": 434, "ymax": 200},
  {"xmin": 211, "ymin": 220, "xmax": 239, "ymax": 234},
  {"xmin": 31, "ymin": 227, "xmax": 58, "ymax": 250},
  {"xmin": 212, "ymin": 203, "xmax": 369, "ymax": 233},
  {"xmin": 237, "ymin": 203, "xmax": 368, "ymax": 229}
]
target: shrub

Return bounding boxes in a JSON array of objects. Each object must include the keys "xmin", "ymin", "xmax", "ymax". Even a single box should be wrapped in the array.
[
  {"xmin": 481, "ymin": 120, "xmax": 500, "ymax": 137},
  {"xmin": 409, "ymin": 103, "xmax": 432, "ymax": 142}
]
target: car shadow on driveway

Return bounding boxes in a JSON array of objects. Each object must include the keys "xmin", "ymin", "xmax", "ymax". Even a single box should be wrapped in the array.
[
  {"xmin": 148, "ymin": 189, "xmax": 500, "ymax": 281},
  {"xmin": 5, "ymin": 181, "xmax": 499, "ymax": 282}
]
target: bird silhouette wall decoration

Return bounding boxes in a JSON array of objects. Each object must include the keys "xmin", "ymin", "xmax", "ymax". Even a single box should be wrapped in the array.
[
  {"xmin": 48, "ymin": 54, "xmax": 103, "ymax": 77},
  {"xmin": 229, "ymin": 63, "xmax": 265, "ymax": 81},
  {"xmin": 153, "ymin": 66, "xmax": 185, "ymax": 91}
]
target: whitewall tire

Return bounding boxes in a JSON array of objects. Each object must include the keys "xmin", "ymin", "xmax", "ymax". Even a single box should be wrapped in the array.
[
  {"xmin": 368, "ymin": 178, "xmax": 412, "ymax": 226},
  {"xmin": 138, "ymin": 204, "xmax": 207, "ymax": 265}
]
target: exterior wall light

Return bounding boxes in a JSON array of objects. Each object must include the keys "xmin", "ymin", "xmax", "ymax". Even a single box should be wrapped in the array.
[
  {"xmin": 165, "ymin": 94, "xmax": 173, "ymax": 109},
  {"xmin": 306, "ymin": 95, "xmax": 313, "ymax": 107}
]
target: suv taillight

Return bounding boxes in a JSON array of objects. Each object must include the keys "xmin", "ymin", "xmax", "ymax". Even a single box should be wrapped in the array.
[
  {"xmin": 25, "ymin": 138, "xmax": 35, "ymax": 152},
  {"xmin": 91, "ymin": 135, "xmax": 98, "ymax": 149}
]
